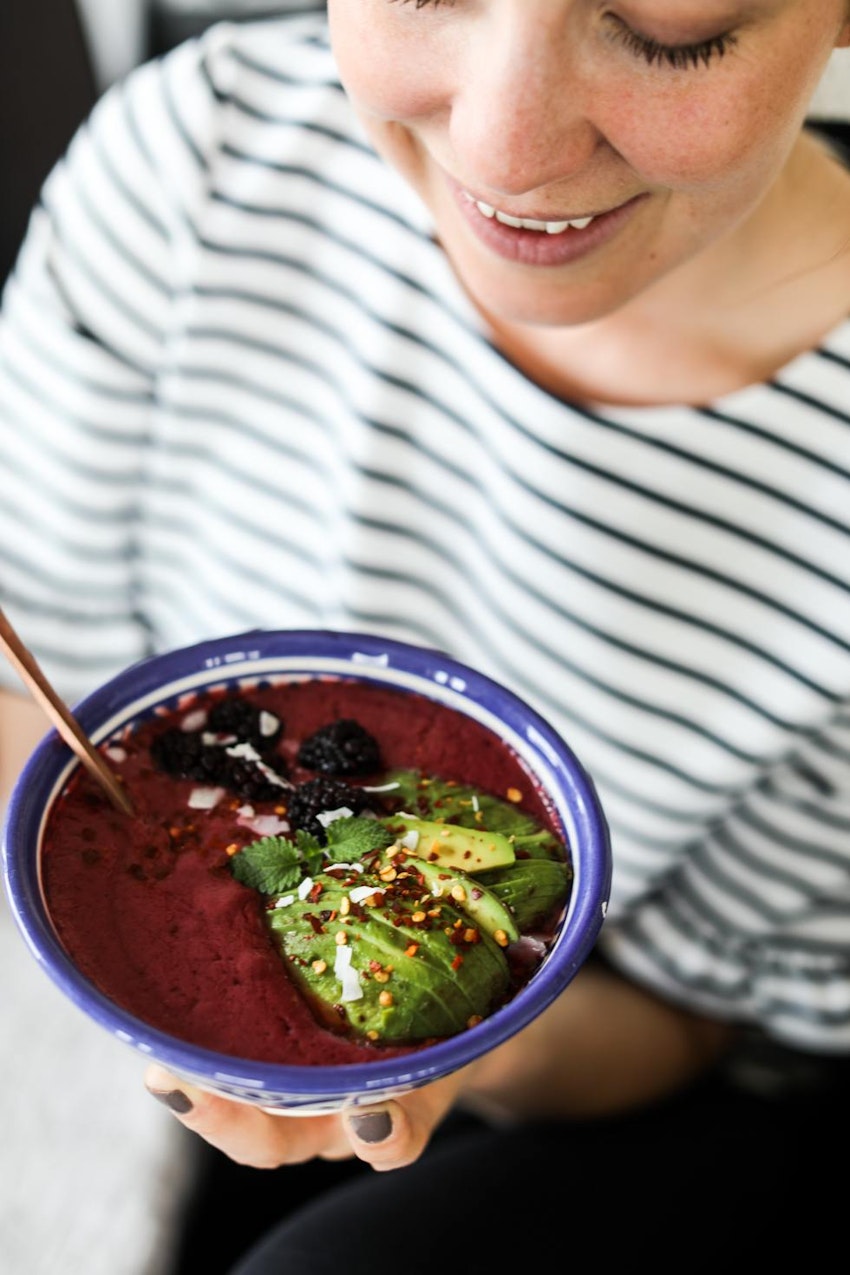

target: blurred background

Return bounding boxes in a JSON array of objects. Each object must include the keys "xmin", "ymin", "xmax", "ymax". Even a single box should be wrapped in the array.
[
  {"xmin": 0, "ymin": 4, "xmax": 848, "ymax": 1273},
  {"xmin": 1, "ymin": 9, "xmax": 327, "ymax": 1275},
  {"xmin": 0, "ymin": 1, "xmax": 321, "ymax": 287}
]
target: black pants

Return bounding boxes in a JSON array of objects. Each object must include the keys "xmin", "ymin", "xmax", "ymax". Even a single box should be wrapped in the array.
[{"xmin": 172, "ymin": 1062, "xmax": 849, "ymax": 1274}]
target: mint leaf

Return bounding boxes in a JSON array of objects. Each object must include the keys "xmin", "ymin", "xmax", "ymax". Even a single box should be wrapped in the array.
[
  {"xmin": 324, "ymin": 816, "xmax": 394, "ymax": 861},
  {"xmin": 231, "ymin": 836, "xmax": 303, "ymax": 894},
  {"xmin": 293, "ymin": 828, "xmax": 324, "ymax": 877}
]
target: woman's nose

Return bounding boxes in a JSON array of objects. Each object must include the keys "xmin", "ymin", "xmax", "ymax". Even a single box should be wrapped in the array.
[{"xmin": 448, "ymin": 17, "xmax": 603, "ymax": 199}]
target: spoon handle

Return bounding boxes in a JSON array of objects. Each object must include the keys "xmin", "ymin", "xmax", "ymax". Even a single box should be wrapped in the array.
[{"xmin": 0, "ymin": 607, "xmax": 133, "ymax": 816}]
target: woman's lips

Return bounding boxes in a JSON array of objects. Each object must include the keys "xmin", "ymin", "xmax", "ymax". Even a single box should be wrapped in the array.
[{"xmin": 450, "ymin": 181, "xmax": 647, "ymax": 267}]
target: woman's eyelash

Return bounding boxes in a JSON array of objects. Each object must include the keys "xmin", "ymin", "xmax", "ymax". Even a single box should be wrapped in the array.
[
  {"xmin": 393, "ymin": 4, "xmax": 736, "ymax": 71},
  {"xmin": 612, "ymin": 23, "xmax": 737, "ymax": 71}
]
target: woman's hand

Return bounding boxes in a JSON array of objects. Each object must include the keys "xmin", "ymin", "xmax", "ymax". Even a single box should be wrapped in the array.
[
  {"xmin": 145, "ymin": 960, "xmax": 733, "ymax": 1173},
  {"xmin": 144, "ymin": 1062, "xmax": 467, "ymax": 1172}
]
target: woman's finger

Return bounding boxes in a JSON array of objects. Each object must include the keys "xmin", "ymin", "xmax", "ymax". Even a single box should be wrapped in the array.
[
  {"xmin": 342, "ymin": 1070, "xmax": 465, "ymax": 1171},
  {"xmin": 144, "ymin": 1064, "xmax": 353, "ymax": 1168}
]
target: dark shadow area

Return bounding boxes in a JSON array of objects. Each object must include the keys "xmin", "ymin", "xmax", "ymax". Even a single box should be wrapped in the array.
[
  {"xmin": 171, "ymin": 1140, "xmax": 368, "ymax": 1275},
  {"xmin": 810, "ymin": 118, "xmax": 850, "ymax": 153},
  {"xmin": 147, "ymin": 2, "xmax": 323, "ymax": 57},
  {"xmin": 170, "ymin": 1108, "xmax": 484, "ymax": 1274},
  {"xmin": 0, "ymin": 0, "xmax": 97, "ymax": 287}
]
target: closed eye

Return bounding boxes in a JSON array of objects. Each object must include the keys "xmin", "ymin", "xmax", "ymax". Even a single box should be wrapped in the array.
[{"xmin": 605, "ymin": 14, "xmax": 738, "ymax": 70}]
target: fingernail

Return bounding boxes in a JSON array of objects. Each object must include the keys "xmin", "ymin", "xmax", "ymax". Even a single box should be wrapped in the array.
[
  {"xmin": 149, "ymin": 1088, "xmax": 194, "ymax": 1115},
  {"xmin": 350, "ymin": 1109, "xmax": 393, "ymax": 1144}
]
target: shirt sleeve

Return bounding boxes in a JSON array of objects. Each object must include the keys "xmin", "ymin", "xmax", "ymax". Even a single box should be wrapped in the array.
[
  {"xmin": 0, "ymin": 32, "xmax": 231, "ymax": 703},
  {"xmin": 600, "ymin": 708, "xmax": 850, "ymax": 1053}
]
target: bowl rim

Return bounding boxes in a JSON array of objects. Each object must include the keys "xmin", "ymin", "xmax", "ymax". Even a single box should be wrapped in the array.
[{"xmin": 2, "ymin": 629, "xmax": 611, "ymax": 1101}]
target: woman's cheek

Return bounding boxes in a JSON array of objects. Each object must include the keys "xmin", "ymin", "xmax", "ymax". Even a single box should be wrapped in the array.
[
  {"xmin": 346, "ymin": 80, "xmax": 440, "ymax": 128},
  {"xmin": 608, "ymin": 78, "xmax": 795, "ymax": 194},
  {"xmin": 330, "ymin": 5, "xmax": 449, "ymax": 125}
]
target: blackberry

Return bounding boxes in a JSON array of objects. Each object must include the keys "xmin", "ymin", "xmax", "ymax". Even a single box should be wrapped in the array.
[
  {"xmin": 214, "ymin": 755, "xmax": 286, "ymax": 803},
  {"xmin": 297, "ymin": 719, "xmax": 381, "ymax": 777},
  {"xmin": 286, "ymin": 776, "xmax": 375, "ymax": 843},
  {"xmin": 150, "ymin": 728, "xmax": 207, "ymax": 779},
  {"xmin": 151, "ymin": 724, "xmax": 288, "ymax": 801},
  {"xmin": 207, "ymin": 696, "xmax": 283, "ymax": 754}
]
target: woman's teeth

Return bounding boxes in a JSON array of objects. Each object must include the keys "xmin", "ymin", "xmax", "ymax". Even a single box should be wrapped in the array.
[{"xmin": 474, "ymin": 200, "xmax": 595, "ymax": 234}]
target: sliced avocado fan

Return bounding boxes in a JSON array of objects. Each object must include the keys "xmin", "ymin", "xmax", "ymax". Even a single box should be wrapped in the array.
[
  {"xmin": 383, "ymin": 770, "xmax": 572, "ymax": 932},
  {"xmin": 266, "ymin": 855, "xmax": 510, "ymax": 1042},
  {"xmin": 239, "ymin": 769, "xmax": 572, "ymax": 1044}
]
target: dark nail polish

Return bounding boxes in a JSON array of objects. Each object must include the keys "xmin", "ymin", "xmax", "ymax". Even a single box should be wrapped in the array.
[
  {"xmin": 350, "ymin": 1109, "xmax": 393, "ymax": 1144},
  {"xmin": 149, "ymin": 1088, "xmax": 194, "ymax": 1115}
]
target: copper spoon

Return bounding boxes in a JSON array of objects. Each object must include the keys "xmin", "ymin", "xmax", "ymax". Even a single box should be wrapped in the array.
[{"xmin": 0, "ymin": 605, "xmax": 134, "ymax": 816}]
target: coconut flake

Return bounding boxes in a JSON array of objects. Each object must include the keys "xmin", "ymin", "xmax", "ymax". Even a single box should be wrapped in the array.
[
  {"xmin": 316, "ymin": 806, "xmax": 353, "ymax": 828},
  {"xmin": 224, "ymin": 742, "xmax": 290, "ymax": 789},
  {"xmin": 274, "ymin": 894, "xmax": 295, "ymax": 908},
  {"xmin": 187, "ymin": 786, "xmax": 226, "ymax": 810},
  {"xmin": 326, "ymin": 860, "xmax": 364, "ymax": 875},
  {"xmin": 361, "ymin": 781, "xmax": 401, "ymax": 793},
  {"xmin": 181, "ymin": 709, "xmax": 208, "ymax": 732},
  {"xmin": 236, "ymin": 805, "xmax": 255, "ymax": 818},
  {"xmin": 238, "ymin": 813, "xmax": 290, "ymax": 837},
  {"xmin": 104, "ymin": 746, "xmax": 127, "ymax": 764},
  {"xmin": 297, "ymin": 876, "xmax": 314, "ymax": 901},
  {"xmin": 340, "ymin": 967, "xmax": 364, "ymax": 1002},
  {"xmin": 334, "ymin": 944, "xmax": 364, "ymax": 1002},
  {"xmin": 400, "ymin": 829, "xmax": 420, "ymax": 851},
  {"xmin": 349, "ymin": 884, "xmax": 384, "ymax": 904},
  {"xmin": 471, "ymin": 794, "xmax": 480, "ymax": 813},
  {"xmin": 202, "ymin": 731, "xmax": 237, "ymax": 746},
  {"xmin": 259, "ymin": 711, "xmax": 280, "ymax": 737}
]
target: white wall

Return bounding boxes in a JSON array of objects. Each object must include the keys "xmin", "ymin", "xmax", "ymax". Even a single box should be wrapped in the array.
[
  {"xmin": 75, "ymin": 0, "xmax": 148, "ymax": 87},
  {"xmin": 809, "ymin": 51, "xmax": 850, "ymax": 119}
]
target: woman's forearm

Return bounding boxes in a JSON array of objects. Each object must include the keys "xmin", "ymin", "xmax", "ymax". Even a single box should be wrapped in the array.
[
  {"xmin": 461, "ymin": 959, "xmax": 735, "ymax": 1122},
  {"xmin": 0, "ymin": 688, "xmax": 50, "ymax": 816}
]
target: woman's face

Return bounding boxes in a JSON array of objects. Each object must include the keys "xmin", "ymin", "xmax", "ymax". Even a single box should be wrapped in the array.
[{"xmin": 327, "ymin": 0, "xmax": 850, "ymax": 326}]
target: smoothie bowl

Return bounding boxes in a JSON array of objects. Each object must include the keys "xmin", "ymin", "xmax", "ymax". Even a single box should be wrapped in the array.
[{"xmin": 2, "ymin": 630, "xmax": 611, "ymax": 1113}]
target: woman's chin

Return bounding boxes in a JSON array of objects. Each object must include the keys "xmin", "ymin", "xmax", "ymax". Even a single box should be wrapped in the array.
[{"xmin": 461, "ymin": 270, "xmax": 643, "ymax": 334}]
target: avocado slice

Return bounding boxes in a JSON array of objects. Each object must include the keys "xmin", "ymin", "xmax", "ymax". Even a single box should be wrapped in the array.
[
  {"xmin": 404, "ymin": 855, "xmax": 520, "ymax": 945},
  {"xmin": 384, "ymin": 769, "xmax": 566, "ymax": 861},
  {"xmin": 384, "ymin": 815, "xmax": 516, "ymax": 872},
  {"xmin": 266, "ymin": 864, "xmax": 510, "ymax": 1041},
  {"xmin": 477, "ymin": 858, "xmax": 572, "ymax": 932}
]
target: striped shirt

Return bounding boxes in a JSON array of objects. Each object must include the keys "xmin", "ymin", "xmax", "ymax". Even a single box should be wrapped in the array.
[{"xmin": 2, "ymin": 14, "xmax": 850, "ymax": 1053}]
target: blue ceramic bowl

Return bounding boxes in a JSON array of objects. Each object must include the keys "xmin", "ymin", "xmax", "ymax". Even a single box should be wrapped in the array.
[{"xmin": 2, "ymin": 630, "xmax": 610, "ymax": 1114}]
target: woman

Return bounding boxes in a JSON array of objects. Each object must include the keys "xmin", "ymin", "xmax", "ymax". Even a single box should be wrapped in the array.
[{"xmin": 1, "ymin": 1, "xmax": 849, "ymax": 1268}]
